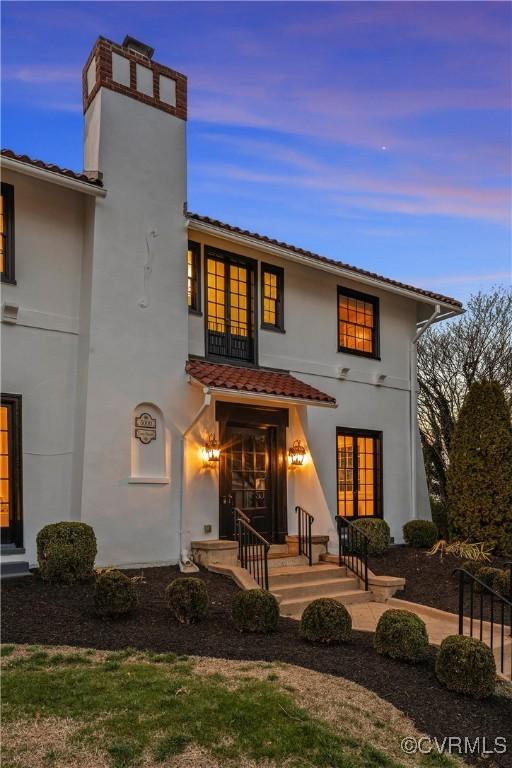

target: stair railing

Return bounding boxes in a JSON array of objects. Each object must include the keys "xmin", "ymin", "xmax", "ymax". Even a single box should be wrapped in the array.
[
  {"xmin": 295, "ymin": 506, "xmax": 314, "ymax": 566},
  {"xmin": 454, "ymin": 567, "xmax": 511, "ymax": 679},
  {"xmin": 235, "ymin": 508, "xmax": 270, "ymax": 591},
  {"xmin": 335, "ymin": 516, "xmax": 369, "ymax": 591}
]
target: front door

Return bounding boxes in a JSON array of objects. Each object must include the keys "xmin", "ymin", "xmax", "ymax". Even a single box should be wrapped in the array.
[{"xmin": 220, "ymin": 424, "xmax": 278, "ymax": 542}]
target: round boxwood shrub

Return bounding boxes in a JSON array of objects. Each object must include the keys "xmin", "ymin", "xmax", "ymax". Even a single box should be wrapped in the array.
[
  {"xmin": 300, "ymin": 598, "xmax": 352, "ymax": 644},
  {"xmin": 166, "ymin": 578, "xmax": 208, "ymax": 624},
  {"xmin": 403, "ymin": 520, "xmax": 438, "ymax": 549},
  {"xmin": 231, "ymin": 589, "xmax": 279, "ymax": 634},
  {"xmin": 461, "ymin": 560, "xmax": 484, "ymax": 578},
  {"xmin": 475, "ymin": 566, "xmax": 502, "ymax": 593},
  {"xmin": 37, "ymin": 522, "xmax": 97, "ymax": 584},
  {"xmin": 374, "ymin": 609, "xmax": 428, "ymax": 662},
  {"xmin": 490, "ymin": 568, "xmax": 511, "ymax": 597},
  {"xmin": 352, "ymin": 518, "xmax": 390, "ymax": 555},
  {"xmin": 95, "ymin": 569, "xmax": 138, "ymax": 618},
  {"xmin": 435, "ymin": 635, "xmax": 496, "ymax": 698}
]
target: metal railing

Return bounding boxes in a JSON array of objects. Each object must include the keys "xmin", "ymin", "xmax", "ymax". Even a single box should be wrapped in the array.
[
  {"xmin": 295, "ymin": 506, "xmax": 314, "ymax": 566},
  {"xmin": 234, "ymin": 508, "xmax": 270, "ymax": 591},
  {"xmin": 335, "ymin": 516, "xmax": 369, "ymax": 591},
  {"xmin": 454, "ymin": 567, "xmax": 511, "ymax": 679}
]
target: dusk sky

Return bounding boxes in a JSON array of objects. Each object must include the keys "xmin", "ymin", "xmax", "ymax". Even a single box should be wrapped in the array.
[{"xmin": 2, "ymin": 1, "xmax": 511, "ymax": 302}]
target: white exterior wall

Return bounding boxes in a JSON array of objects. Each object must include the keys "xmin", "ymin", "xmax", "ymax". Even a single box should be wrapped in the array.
[
  {"xmin": 79, "ymin": 87, "xmax": 192, "ymax": 567},
  {"xmin": 186, "ymin": 230, "xmax": 428, "ymax": 548},
  {"xmin": 1, "ymin": 169, "xmax": 85, "ymax": 564}
]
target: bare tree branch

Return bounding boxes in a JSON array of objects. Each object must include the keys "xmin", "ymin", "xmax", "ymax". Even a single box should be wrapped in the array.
[{"xmin": 417, "ymin": 287, "xmax": 512, "ymax": 502}]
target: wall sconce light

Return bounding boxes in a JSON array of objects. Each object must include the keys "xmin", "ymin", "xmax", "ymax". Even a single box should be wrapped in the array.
[
  {"xmin": 288, "ymin": 439, "xmax": 307, "ymax": 467},
  {"xmin": 203, "ymin": 433, "xmax": 221, "ymax": 466}
]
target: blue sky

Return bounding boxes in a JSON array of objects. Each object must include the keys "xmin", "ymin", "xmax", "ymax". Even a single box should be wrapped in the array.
[{"xmin": 2, "ymin": 1, "xmax": 511, "ymax": 301}]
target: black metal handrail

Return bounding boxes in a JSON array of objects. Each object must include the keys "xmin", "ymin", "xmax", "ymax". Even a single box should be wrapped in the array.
[
  {"xmin": 235, "ymin": 510, "xmax": 270, "ymax": 591},
  {"xmin": 335, "ymin": 516, "xmax": 369, "ymax": 591},
  {"xmin": 454, "ymin": 568, "xmax": 511, "ymax": 679},
  {"xmin": 295, "ymin": 506, "xmax": 314, "ymax": 566}
]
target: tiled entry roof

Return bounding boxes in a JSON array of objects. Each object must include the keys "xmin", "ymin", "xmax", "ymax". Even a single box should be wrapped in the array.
[
  {"xmin": 186, "ymin": 359, "xmax": 337, "ymax": 406},
  {"xmin": 187, "ymin": 211, "xmax": 463, "ymax": 309}
]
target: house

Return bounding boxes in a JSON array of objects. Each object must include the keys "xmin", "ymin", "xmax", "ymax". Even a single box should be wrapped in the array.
[{"xmin": 0, "ymin": 36, "xmax": 463, "ymax": 579}]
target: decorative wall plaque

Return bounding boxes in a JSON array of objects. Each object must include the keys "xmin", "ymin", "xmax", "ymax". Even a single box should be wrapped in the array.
[{"xmin": 135, "ymin": 412, "xmax": 157, "ymax": 444}]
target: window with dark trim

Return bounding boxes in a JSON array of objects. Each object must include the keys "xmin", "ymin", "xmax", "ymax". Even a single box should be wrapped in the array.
[
  {"xmin": 1, "ymin": 394, "xmax": 23, "ymax": 548},
  {"xmin": 261, "ymin": 263, "xmax": 284, "ymax": 332},
  {"xmin": 1, "ymin": 183, "xmax": 15, "ymax": 284},
  {"xmin": 336, "ymin": 427, "xmax": 382, "ymax": 519},
  {"xmin": 205, "ymin": 245, "xmax": 257, "ymax": 365},
  {"xmin": 187, "ymin": 241, "xmax": 201, "ymax": 313},
  {"xmin": 338, "ymin": 286, "xmax": 379, "ymax": 358}
]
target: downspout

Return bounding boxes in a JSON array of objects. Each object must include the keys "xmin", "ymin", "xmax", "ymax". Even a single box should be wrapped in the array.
[
  {"xmin": 410, "ymin": 304, "xmax": 441, "ymax": 519},
  {"xmin": 178, "ymin": 386, "xmax": 211, "ymax": 570}
]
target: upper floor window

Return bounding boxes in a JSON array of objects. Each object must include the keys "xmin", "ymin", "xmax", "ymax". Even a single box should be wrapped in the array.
[
  {"xmin": 261, "ymin": 264, "xmax": 284, "ymax": 332},
  {"xmin": 1, "ymin": 183, "xmax": 15, "ymax": 284},
  {"xmin": 338, "ymin": 286, "xmax": 379, "ymax": 358},
  {"xmin": 206, "ymin": 246, "xmax": 256, "ymax": 364},
  {"xmin": 187, "ymin": 241, "xmax": 201, "ymax": 313}
]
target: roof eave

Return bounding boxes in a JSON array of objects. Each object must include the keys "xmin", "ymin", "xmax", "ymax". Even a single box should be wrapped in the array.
[
  {"xmin": 1, "ymin": 156, "xmax": 107, "ymax": 198},
  {"xmin": 187, "ymin": 376, "xmax": 337, "ymax": 408},
  {"xmin": 187, "ymin": 217, "xmax": 463, "ymax": 316}
]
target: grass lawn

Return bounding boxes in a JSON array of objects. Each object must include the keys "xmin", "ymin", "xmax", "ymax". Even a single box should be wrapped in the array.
[{"xmin": 1, "ymin": 644, "xmax": 461, "ymax": 768}]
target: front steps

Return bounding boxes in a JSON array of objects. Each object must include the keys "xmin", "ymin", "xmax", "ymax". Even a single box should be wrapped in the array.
[{"xmin": 269, "ymin": 562, "xmax": 372, "ymax": 617}]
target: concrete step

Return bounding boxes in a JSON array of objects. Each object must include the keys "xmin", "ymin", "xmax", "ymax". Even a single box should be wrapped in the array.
[
  {"xmin": 267, "ymin": 544, "xmax": 290, "ymax": 558},
  {"xmin": 267, "ymin": 555, "xmax": 309, "ymax": 569},
  {"xmin": 0, "ymin": 560, "xmax": 31, "ymax": 579},
  {"xmin": 273, "ymin": 576, "xmax": 360, "ymax": 602},
  {"xmin": 269, "ymin": 564, "xmax": 348, "ymax": 587},
  {"xmin": 278, "ymin": 589, "xmax": 372, "ymax": 617}
]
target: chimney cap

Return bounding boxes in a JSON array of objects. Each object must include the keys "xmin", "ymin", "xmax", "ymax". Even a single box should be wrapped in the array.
[{"xmin": 122, "ymin": 35, "xmax": 154, "ymax": 60}]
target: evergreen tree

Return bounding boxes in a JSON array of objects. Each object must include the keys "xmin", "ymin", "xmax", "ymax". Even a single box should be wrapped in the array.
[{"xmin": 447, "ymin": 381, "xmax": 512, "ymax": 554}]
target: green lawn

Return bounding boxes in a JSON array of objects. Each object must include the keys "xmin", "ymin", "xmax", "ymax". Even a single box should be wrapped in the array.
[{"xmin": 1, "ymin": 646, "xmax": 459, "ymax": 768}]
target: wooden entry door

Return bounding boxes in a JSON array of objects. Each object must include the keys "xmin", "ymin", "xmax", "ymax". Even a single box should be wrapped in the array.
[{"xmin": 220, "ymin": 423, "xmax": 282, "ymax": 542}]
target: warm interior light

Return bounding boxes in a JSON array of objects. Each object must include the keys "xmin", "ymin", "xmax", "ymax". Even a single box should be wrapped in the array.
[
  {"xmin": 288, "ymin": 439, "xmax": 306, "ymax": 467},
  {"xmin": 204, "ymin": 433, "xmax": 221, "ymax": 465}
]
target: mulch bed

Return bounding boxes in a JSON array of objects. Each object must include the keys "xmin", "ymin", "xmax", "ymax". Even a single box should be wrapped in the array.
[
  {"xmin": 2, "ymin": 565, "xmax": 511, "ymax": 767},
  {"xmin": 369, "ymin": 546, "xmax": 511, "ymax": 624}
]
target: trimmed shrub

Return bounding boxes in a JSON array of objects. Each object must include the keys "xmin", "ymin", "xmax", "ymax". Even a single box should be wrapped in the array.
[
  {"xmin": 430, "ymin": 498, "xmax": 449, "ymax": 540},
  {"xmin": 37, "ymin": 522, "xmax": 97, "ymax": 584},
  {"xmin": 435, "ymin": 635, "xmax": 496, "ymax": 698},
  {"xmin": 491, "ymin": 569, "xmax": 511, "ymax": 598},
  {"xmin": 475, "ymin": 566, "xmax": 502, "ymax": 593},
  {"xmin": 374, "ymin": 609, "xmax": 428, "ymax": 662},
  {"xmin": 352, "ymin": 518, "xmax": 390, "ymax": 555},
  {"xmin": 447, "ymin": 381, "xmax": 512, "ymax": 555},
  {"xmin": 165, "ymin": 578, "xmax": 208, "ymax": 624},
  {"xmin": 300, "ymin": 598, "xmax": 352, "ymax": 644},
  {"xmin": 95, "ymin": 569, "xmax": 138, "ymax": 618},
  {"xmin": 403, "ymin": 520, "xmax": 438, "ymax": 549},
  {"xmin": 231, "ymin": 589, "xmax": 279, "ymax": 634},
  {"xmin": 460, "ymin": 560, "xmax": 485, "ymax": 581}
]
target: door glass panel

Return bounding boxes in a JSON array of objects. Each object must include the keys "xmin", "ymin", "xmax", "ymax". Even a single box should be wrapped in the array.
[
  {"xmin": 0, "ymin": 405, "xmax": 9, "ymax": 528},
  {"xmin": 337, "ymin": 434, "xmax": 354, "ymax": 516},
  {"xmin": 357, "ymin": 436, "xmax": 375, "ymax": 516}
]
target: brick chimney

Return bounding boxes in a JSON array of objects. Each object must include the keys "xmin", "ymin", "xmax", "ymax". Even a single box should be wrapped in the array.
[{"xmin": 82, "ymin": 35, "xmax": 187, "ymax": 120}]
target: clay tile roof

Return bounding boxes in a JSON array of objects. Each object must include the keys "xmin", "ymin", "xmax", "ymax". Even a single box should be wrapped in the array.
[
  {"xmin": 186, "ymin": 359, "xmax": 337, "ymax": 406},
  {"xmin": 1, "ymin": 149, "xmax": 103, "ymax": 187},
  {"xmin": 187, "ymin": 211, "xmax": 462, "ymax": 309}
]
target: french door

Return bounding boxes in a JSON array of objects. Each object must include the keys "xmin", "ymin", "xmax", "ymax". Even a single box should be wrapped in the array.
[
  {"xmin": 1, "ymin": 394, "xmax": 23, "ymax": 547},
  {"xmin": 336, "ymin": 428, "xmax": 382, "ymax": 518},
  {"xmin": 205, "ymin": 247, "xmax": 256, "ymax": 364}
]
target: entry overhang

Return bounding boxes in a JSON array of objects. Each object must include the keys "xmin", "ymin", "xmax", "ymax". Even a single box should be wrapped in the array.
[{"xmin": 185, "ymin": 358, "xmax": 337, "ymax": 409}]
